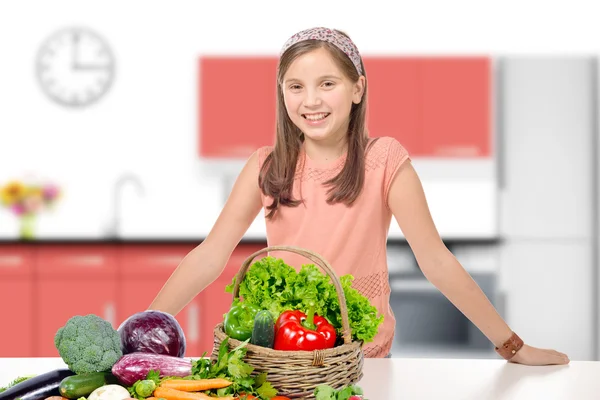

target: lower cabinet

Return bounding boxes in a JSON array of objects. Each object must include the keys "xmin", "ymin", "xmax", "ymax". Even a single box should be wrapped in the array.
[
  {"xmin": 0, "ymin": 279, "xmax": 34, "ymax": 356},
  {"xmin": 199, "ymin": 244, "xmax": 266, "ymax": 354},
  {"xmin": 0, "ymin": 242, "xmax": 267, "ymax": 357},
  {"xmin": 118, "ymin": 279, "xmax": 203, "ymax": 357},
  {"xmin": 0, "ymin": 246, "xmax": 34, "ymax": 356},
  {"xmin": 35, "ymin": 244, "xmax": 119, "ymax": 357},
  {"xmin": 36, "ymin": 279, "xmax": 118, "ymax": 357}
]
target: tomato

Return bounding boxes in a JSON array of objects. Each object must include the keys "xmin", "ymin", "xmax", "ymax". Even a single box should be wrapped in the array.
[{"xmin": 272, "ymin": 397, "xmax": 292, "ymax": 400}]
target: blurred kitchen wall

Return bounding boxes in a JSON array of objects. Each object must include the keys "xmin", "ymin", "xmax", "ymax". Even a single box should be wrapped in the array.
[{"xmin": 1, "ymin": 1, "xmax": 599, "ymax": 361}]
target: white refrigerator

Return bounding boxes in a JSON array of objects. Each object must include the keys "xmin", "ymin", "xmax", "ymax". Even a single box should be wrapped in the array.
[{"xmin": 496, "ymin": 56, "xmax": 597, "ymax": 361}]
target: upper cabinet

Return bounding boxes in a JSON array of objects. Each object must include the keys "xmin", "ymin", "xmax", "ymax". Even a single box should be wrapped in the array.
[
  {"xmin": 420, "ymin": 57, "xmax": 491, "ymax": 157},
  {"xmin": 198, "ymin": 56, "xmax": 279, "ymax": 159},
  {"xmin": 198, "ymin": 55, "xmax": 492, "ymax": 159},
  {"xmin": 363, "ymin": 57, "xmax": 421, "ymax": 156}
]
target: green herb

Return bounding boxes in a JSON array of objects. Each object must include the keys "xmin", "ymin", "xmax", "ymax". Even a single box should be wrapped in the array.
[
  {"xmin": 226, "ymin": 256, "xmax": 384, "ymax": 343},
  {"xmin": 190, "ymin": 337, "xmax": 278, "ymax": 399},
  {"xmin": 314, "ymin": 384, "xmax": 366, "ymax": 400}
]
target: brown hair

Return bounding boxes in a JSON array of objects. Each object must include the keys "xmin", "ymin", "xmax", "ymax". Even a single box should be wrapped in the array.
[{"xmin": 259, "ymin": 30, "xmax": 377, "ymax": 219}]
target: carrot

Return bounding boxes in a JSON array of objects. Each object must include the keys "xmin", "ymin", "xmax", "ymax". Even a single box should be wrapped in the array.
[
  {"xmin": 153, "ymin": 387, "xmax": 212, "ymax": 399},
  {"xmin": 159, "ymin": 378, "xmax": 233, "ymax": 391}
]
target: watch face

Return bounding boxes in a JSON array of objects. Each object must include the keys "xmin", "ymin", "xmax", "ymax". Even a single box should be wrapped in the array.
[{"xmin": 36, "ymin": 27, "xmax": 115, "ymax": 108}]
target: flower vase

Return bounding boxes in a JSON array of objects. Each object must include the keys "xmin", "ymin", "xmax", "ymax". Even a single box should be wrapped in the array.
[{"xmin": 19, "ymin": 214, "xmax": 36, "ymax": 240}]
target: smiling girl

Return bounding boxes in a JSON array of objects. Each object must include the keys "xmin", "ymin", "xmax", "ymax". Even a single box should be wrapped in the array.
[{"xmin": 149, "ymin": 27, "xmax": 569, "ymax": 365}]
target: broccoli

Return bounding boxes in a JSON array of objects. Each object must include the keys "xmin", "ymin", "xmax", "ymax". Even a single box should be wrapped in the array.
[{"xmin": 54, "ymin": 314, "xmax": 123, "ymax": 374}]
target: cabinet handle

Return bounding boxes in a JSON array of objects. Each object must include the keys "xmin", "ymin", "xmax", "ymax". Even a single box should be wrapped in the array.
[
  {"xmin": 390, "ymin": 279, "xmax": 437, "ymax": 292},
  {"xmin": 495, "ymin": 58, "xmax": 506, "ymax": 189},
  {"xmin": 151, "ymin": 256, "xmax": 185, "ymax": 266},
  {"xmin": 104, "ymin": 302, "xmax": 116, "ymax": 327},
  {"xmin": 66, "ymin": 255, "xmax": 105, "ymax": 267},
  {"xmin": 187, "ymin": 303, "xmax": 199, "ymax": 342},
  {"xmin": 0, "ymin": 255, "xmax": 22, "ymax": 268}
]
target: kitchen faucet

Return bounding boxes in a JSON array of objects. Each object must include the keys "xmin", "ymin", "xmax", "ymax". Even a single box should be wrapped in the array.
[{"xmin": 105, "ymin": 173, "xmax": 145, "ymax": 238}]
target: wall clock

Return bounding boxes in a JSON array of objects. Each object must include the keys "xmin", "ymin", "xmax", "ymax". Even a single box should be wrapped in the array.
[{"xmin": 36, "ymin": 27, "xmax": 115, "ymax": 108}]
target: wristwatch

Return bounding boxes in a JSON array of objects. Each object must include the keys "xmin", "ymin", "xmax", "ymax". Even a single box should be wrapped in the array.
[{"xmin": 495, "ymin": 332, "xmax": 524, "ymax": 360}]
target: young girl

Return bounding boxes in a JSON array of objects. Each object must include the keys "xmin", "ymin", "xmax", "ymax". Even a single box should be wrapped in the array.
[{"xmin": 149, "ymin": 27, "xmax": 569, "ymax": 365}]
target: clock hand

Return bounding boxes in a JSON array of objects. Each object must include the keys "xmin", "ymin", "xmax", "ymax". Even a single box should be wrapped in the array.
[
  {"xmin": 74, "ymin": 64, "xmax": 109, "ymax": 70},
  {"xmin": 72, "ymin": 31, "xmax": 80, "ymax": 70}
]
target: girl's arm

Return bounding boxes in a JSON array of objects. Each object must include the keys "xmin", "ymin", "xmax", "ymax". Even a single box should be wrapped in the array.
[
  {"xmin": 388, "ymin": 160, "xmax": 569, "ymax": 365},
  {"xmin": 147, "ymin": 151, "xmax": 264, "ymax": 316}
]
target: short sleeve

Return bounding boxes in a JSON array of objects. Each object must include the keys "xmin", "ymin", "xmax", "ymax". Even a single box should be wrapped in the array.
[
  {"xmin": 257, "ymin": 146, "xmax": 274, "ymax": 171},
  {"xmin": 383, "ymin": 138, "xmax": 410, "ymax": 207}
]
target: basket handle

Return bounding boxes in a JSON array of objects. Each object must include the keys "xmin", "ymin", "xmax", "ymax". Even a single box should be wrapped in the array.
[{"xmin": 232, "ymin": 245, "xmax": 353, "ymax": 345}]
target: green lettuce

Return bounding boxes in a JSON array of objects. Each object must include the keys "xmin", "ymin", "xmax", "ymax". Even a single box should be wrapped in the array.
[{"xmin": 225, "ymin": 256, "xmax": 384, "ymax": 343}]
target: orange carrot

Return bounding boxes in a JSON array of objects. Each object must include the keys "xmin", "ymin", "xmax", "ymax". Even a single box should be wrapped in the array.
[
  {"xmin": 153, "ymin": 387, "xmax": 212, "ymax": 400},
  {"xmin": 159, "ymin": 378, "xmax": 233, "ymax": 391}
]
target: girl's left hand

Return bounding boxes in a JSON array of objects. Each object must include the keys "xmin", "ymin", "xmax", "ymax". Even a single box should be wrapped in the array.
[{"xmin": 509, "ymin": 344, "xmax": 570, "ymax": 366}]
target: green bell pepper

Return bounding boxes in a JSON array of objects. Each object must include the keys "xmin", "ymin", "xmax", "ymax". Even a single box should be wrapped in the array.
[{"xmin": 224, "ymin": 302, "xmax": 261, "ymax": 341}]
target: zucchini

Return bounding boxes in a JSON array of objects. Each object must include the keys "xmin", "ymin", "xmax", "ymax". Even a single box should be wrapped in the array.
[
  {"xmin": 250, "ymin": 310, "xmax": 275, "ymax": 348},
  {"xmin": 0, "ymin": 369, "xmax": 74, "ymax": 400},
  {"xmin": 59, "ymin": 372, "xmax": 118, "ymax": 399}
]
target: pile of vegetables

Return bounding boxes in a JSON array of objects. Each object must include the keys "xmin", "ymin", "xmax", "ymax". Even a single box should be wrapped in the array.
[
  {"xmin": 116, "ymin": 337, "xmax": 281, "ymax": 400},
  {"xmin": 0, "ymin": 311, "xmax": 283, "ymax": 400},
  {"xmin": 0, "ymin": 256, "xmax": 376, "ymax": 400},
  {"xmin": 223, "ymin": 256, "xmax": 384, "ymax": 352}
]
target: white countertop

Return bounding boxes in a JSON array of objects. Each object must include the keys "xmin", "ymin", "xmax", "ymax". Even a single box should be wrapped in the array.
[{"xmin": 1, "ymin": 357, "xmax": 598, "ymax": 400}]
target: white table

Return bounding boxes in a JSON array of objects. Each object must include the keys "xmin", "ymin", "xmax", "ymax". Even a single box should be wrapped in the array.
[{"xmin": 1, "ymin": 357, "xmax": 599, "ymax": 399}]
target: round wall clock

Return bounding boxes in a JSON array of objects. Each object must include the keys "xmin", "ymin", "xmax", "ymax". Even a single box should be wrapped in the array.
[{"xmin": 36, "ymin": 27, "xmax": 115, "ymax": 108}]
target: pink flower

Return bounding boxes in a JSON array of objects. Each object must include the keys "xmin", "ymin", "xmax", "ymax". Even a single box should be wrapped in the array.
[
  {"xmin": 11, "ymin": 203, "xmax": 25, "ymax": 216},
  {"xmin": 43, "ymin": 185, "xmax": 59, "ymax": 201}
]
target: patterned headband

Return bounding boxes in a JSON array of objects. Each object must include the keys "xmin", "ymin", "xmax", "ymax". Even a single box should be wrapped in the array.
[{"xmin": 280, "ymin": 27, "xmax": 363, "ymax": 75}]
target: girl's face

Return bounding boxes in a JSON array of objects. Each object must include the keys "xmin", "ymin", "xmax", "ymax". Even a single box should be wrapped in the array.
[{"xmin": 282, "ymin": 47, "xmax": 364, "ymax": 145}]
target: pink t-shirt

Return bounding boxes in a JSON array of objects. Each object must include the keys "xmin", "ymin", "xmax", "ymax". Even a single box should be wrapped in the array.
[{"xmin": 257, "ymin": 136, "xmax": 410, "ymax": 358}]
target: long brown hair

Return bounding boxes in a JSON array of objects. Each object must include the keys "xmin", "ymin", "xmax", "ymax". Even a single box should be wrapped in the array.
[{"xmin": 259, "ymin": 30, "xmax": 376, "ymax": 219}]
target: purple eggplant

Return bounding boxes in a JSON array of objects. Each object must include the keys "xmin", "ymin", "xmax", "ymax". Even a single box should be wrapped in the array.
[
  {"xmin": 111, "ymin": 352, "xmax": 192, "ymax": 385},
  {"xmin": 0, "ymin": 369, "xmax": 75, "ymax": 400}
]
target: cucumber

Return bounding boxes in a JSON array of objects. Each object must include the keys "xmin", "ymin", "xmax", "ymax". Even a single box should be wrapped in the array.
[
  {"xmin": 250, "ymin": 310, "xmax": 275, "ymax": 348},
  {"xmin": 59, "ymin": 372, "xmax": 118, "ymax": 399}
]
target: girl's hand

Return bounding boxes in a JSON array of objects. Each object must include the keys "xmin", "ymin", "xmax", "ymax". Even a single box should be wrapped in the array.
[{"xmin": 509, "ymin": 344, "xmax": 570, "ymax": 365}]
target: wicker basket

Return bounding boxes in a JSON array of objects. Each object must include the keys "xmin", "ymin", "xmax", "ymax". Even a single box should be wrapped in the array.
[{"xmin": 211, "ymin": 245, "xmax": 364, "ymax": 399}]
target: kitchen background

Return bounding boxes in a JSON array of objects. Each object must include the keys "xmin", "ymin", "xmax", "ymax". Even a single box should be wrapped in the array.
[{"xmin": 0, "ymin": 1, "xmax": 597, "ymax": 362}]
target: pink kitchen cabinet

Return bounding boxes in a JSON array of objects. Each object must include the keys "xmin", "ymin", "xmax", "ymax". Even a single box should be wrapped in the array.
[
  {"xmin": 420, "ymin": 57, "xmax": 492, "ymax": 157},
  {"xmin": 363, "ymin": 57, "xmax": 421, "ymax": 155},
  {"xmin": 36, "ymin": 280, "xmax": 118, "ymax": 356},
  {"xmin": 198, "ymin": 56, "xmax": 279, "ymax": 159},
  {"xmin": 118, "ymin": 279, "xmax": 203, "ymax": 358},
  {"xmin": 197, "ymin": 56, "xmax": 492, "ymax": 160},
  {"xmin": 198, "ymin": 244, "xmax": 266, "ymax": 354},
  {"xmin": 0, "ymin": 245, "xmax": 34, "ymax": 356},
  {"xmin": 118, "ymin": 244, "xmax": 203, "ymax": 357},
  {"xmin": 35, "ymin": 245, "xmax": 119, "ymax": 356}
]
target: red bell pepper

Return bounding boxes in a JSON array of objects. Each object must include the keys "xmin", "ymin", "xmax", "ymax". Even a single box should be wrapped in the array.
[{"xmin": 273, "ymin": 303, "xmax": 336, "ymax": 351}]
